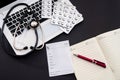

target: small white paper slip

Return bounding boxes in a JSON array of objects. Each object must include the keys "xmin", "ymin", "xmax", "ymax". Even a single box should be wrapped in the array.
[{"xmin": 46, "ymin": 40, "xmax": 74, "ymax": 77}]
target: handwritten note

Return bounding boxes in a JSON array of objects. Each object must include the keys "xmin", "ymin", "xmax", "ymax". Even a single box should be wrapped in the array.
[{"xmin": 46, "ymin": 40, "xmax": 74, "ymax": 77}]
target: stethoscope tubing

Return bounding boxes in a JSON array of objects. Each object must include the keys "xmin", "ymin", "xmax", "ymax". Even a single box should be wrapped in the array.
[{"xmin": 1, "ymin": 3, "xmax": 44, "ymax": 56}]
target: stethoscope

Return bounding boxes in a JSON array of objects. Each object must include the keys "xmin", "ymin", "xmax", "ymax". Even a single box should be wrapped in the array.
[{"xmin": 1, "ymin": 3, "xmax": 44, "ymax": 56}]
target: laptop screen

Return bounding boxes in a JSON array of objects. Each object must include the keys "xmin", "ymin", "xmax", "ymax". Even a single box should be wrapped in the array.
[{"xmin": 0, "ymin": 0, "xmax": 16, "ymax": 8}]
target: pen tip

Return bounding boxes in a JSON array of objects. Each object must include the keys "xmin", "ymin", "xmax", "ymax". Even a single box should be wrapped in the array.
[{"xmin": 73, "ymin": 54, "xmax": 77, "ymax": 56}]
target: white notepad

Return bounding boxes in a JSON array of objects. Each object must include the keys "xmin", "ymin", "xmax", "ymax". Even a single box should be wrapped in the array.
[
  {"xmin": 46, "ymin": 40, "xmax": 74, "ymax": 77},
  {"xmin": 71, "ymin": 28, "xmax": 120, "ymax": 80}
]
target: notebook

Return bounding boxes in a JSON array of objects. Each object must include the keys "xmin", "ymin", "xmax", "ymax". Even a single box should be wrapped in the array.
[{"xmin": 71, "ymin": 28, "xmax": 120, "ymax": 80}]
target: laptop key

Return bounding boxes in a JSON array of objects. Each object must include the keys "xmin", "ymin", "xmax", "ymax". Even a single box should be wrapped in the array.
[
  {"xmin": 7, "ymin": 22, "xmax": 12, "ymax": 26},
  {"xmin": 17, "ymin": 31, "xmax": 21, "ymax": 35},
  {"xmin": 8, "ymin": 17, "xmax": 12, "ymax": 21},
  {"xmin": 11, "ymin": 28, "xmax": 16, "ymax": 33},
  {"xmin": 9, "ymin": 25, "xmax": 15, "ymax": 30},
  {"xmin": 13, "ymin": 20, "xmax": 16, "ymax": 23},
  {"xmin": 16, "ymin": 14, "xmax": 20, "ymax": 17},
  {"xmin": 16, "ymin": 18, "xmax": 20, "ymax": 21}
]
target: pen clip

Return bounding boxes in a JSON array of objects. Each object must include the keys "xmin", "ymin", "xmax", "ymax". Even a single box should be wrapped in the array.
[{"xmin": 93, "ymin": 59, "xmax": 106, "ymax": 68}]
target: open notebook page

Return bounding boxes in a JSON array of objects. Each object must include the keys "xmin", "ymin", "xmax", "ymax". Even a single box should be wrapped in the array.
[
  {"xmin": 71, "ymin": 38, "xmax": 115, "ymax": 80},
  {"xmin": 96, "ymin": 28, "xmax": 120, "ymax": 80}
]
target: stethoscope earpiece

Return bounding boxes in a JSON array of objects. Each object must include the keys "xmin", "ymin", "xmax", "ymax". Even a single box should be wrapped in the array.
[
  {"xmin": 23, "ymin": 46, "xmax": 28, "ymax": 50},
  {"xmin": 30, "ymin": 46, "xmax": 34, "ymax": 50}
]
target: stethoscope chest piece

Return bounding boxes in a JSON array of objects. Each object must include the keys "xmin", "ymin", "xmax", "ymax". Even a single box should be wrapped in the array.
[{"xmin": 30, "ymin": 20, "xmax": 39, "ymax": 28}]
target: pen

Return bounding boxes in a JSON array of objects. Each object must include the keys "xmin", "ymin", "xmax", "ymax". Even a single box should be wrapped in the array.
[{"xmin": 73, "ymin": 54, "xmax": 106, "ymax": 68}]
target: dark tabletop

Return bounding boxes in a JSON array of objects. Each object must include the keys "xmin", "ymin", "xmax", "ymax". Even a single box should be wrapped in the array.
[{"xmin": 0, "ymin": 0, "xmax": 120, "ymax": 80}]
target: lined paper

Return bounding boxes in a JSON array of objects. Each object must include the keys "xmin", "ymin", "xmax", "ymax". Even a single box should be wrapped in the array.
[
  {"xmin": 46, "ymin": 40, "xmax": 74, "ymax": 77},
  {"xmin": 97, "ymin": 28, "xmax": 120, "ymax": 80}
]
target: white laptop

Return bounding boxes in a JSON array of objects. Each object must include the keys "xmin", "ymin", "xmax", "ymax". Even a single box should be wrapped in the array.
[{"xmin": 0, "ymin": 0, "xmax": 63, "ymax": 56}]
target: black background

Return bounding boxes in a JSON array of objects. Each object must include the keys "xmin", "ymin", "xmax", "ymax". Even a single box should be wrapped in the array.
[
  {"xmin": 0, "ymin": 0, "xmax": 120, "ymax": 80},
  {"xmin": 0, "ymin": 0, "xmax": 16, "ymax": 8}
]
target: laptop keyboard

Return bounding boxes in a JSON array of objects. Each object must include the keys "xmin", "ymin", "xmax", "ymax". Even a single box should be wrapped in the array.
[{"xmin": 4, "ymin": 0, "xmax": 55, "ymax": 37}]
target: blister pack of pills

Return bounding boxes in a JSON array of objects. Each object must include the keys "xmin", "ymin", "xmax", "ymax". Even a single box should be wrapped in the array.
[
  {"xmin": 51, "ymin": 1, "xmax": 83, "ymax": 34},
  {"xmin": 41, "ymin": 0, "xmax": 54, "ymax": 18}
]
